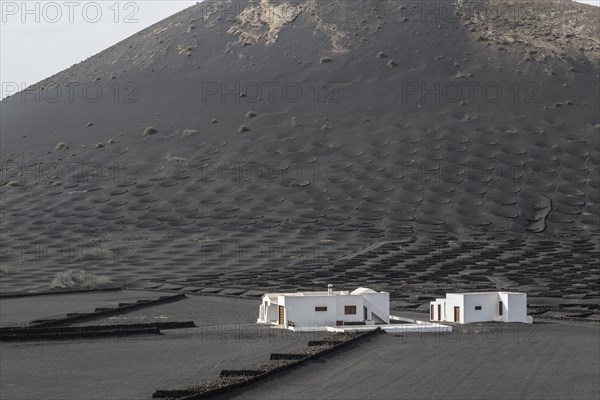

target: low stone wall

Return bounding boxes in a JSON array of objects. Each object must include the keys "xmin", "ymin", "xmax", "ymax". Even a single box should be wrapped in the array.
[
  {"xmin": 0, "ymin": 321, "xmax": 195, "ymax": 341},
  {"xmin": 28, "ymin": 293, "xmax": 186, "ymax": 327},
  {"xmin": 153, "ymin": 328, "xmax": 384, "ymax": 400}
]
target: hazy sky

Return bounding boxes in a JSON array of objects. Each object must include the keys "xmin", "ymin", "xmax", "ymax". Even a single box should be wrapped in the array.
[
  {"xmin": 1, "ymin": 1, "xmax": 196, "ymax": 97},
  {"xmin": 1, "ymin": 0, "xmax": 598, "ymax": 98}
]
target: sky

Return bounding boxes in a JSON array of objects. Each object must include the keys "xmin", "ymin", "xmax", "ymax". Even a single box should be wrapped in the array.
[
  {"xmin": 1, "ymin": 0, "xmax": 598, "ymax": 98},
  {"xmin": 1, "ymin": 1, "xmax": 197, "ymax": 98}
]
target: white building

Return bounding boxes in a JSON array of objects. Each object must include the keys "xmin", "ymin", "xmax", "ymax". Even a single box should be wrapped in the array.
[
  {"xmin": 257, "ymin": 285, "xmax": 390, "ymax": 329},
  {"xmin": 430, "ymin": 292, "xmax": 532, "ymax": 324}
]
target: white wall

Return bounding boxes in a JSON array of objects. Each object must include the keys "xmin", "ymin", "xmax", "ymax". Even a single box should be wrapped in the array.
[
  {"xmin": 505, "ymin": 293, "xmax": 528, "ymax": 323},
  {"xmin": 282, "ymin": 295, "xmax": 348, "ymax": 328},
  {"xmin": 445, "ymin": 294, "xmax": 464, "ymax": 323},
  {"xmin": 463, "ymin": 293, "xmax": 501, "ymax": 323},
  {"xmin": 430, "ymin": 299, "xmax": 445, "ymax": 321},
  {"xmin": 432, "ymin": 292, "xmax": 529, "ymax": 324},
  {"xmin": 281, "ymin": 294, "xmax": 377, "ymax": 328},
  {"xmin": 362, "ymin": 292, "xmax": 390, "ymax": 323}
]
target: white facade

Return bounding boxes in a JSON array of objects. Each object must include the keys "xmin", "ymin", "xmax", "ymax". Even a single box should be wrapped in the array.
[
  {"xmin": 430, "ymin": 292, "xmax": 531, "ymax": 324},
  {"xmin": 257, "ymin": 286, "xmax": 390, "ymax": 328}
]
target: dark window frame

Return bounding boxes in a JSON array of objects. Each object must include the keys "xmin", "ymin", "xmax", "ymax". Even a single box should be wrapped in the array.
[
  {"xmin": 315, "ymin": 306, "xmax": 327, "ymax": 312},
  {"xmin": 475, "ymin": 306, "xmax": 482, "ymax": 310},
  {"xmin": 344, "ymin": 305, "xmax": 357, "ymax": 315}
]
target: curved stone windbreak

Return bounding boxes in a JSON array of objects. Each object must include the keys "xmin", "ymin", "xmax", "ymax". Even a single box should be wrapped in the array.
[
  {"xmin": 153, "ymin": 328, "xmax": 384, "ymax": 400},
  {"xmin": 29, "ymin": 293, "xmax": 186, "ymax": 328},
  {"xmin": 0, "ymin": 286, "xmax": 122, "ymax": 298},
  {"xmin": 0, "ymin": 321, "xmax": 196, "ymax": 341},
  {"xmin": 1, "ymin": 327, "xmax": 161, "ymax": 341}
]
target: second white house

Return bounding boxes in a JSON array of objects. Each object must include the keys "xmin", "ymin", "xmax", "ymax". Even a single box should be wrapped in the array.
[
  {"xmin": 257, "ymin": 284, "xmax": 390, "ymax": 328},
  {"xmin": 430, "ymin": 292, "xmax": 532, "ymax": 324}
]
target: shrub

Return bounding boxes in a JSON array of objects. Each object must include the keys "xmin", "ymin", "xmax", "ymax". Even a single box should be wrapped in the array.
[
  {"xmin": 320, "ymin": 124, "xmax": 331, "ymax": 131},
  {"xmin": 245, "ymin": 111, "xmax": 257, "ymax": 119},
  {"xmin": 387, "ymin": 60, "xmax": 397, "ymax": 68},
  {"xmin": 107, "ymin": 138, "xmax": 118, "ymax": 144},
  {"xmin": 93, "ymin": 142, "xmax": 105, "ymax": 149},
  {"xmin": 238, "ymin": 125, "xmax": 249, "ymax": 133},
  {"xmin": 210, "ymin": 118, "xmax": 219, "ymax": 124},
  {"xmin": 0, "ymin": 264, "xmax": 14, "ymax": 273},
  {"xmin": 51, "ymin": 270, "xmax": 111, "ymax": 289},
  {"xmin": 0, "ymin": 264, "xmax": 15, "ymax": 274},
  {"xmin": 86, "ymin": 122, "xmax": 94, "ymax": 127},
  {"xmin": 377, "ymin": 51, "xmax": 386, "ymax": 59},
  {"xmin": 180, "ymin": 129, "xmax": 199, "ymax": 138},
  {"xmin": 55, "ymin": 142, "xmax": 68, "ymax": 151},
  {"xmin": 6, "ymin": 180, "xmax": 20, "ymax": 187},
  {"xmin": 143, "ymin": 126, "xmax": 158, "ymax": 136},
  {"xmin": 289, "ymin": 180, "xmax": 310, "ymax": 188},
  {"xmin": 320, "ymin": 57, "xmax": 333, "ymax": 64}
]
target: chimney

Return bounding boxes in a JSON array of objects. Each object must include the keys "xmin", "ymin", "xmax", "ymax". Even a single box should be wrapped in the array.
[{"xmin": 327, "ymin": 283, "xmax": 333, "ymax": 296}]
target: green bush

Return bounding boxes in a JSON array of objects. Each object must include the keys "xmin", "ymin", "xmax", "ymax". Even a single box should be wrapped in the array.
[
  {"xmin": 245, "ymin": 111, "xmax": 257, "ymax": 119},
  {"xmin": 289, "ymin": 180, "xmax": 310, "ymax": 188},
  {"xmin": 180, "ymin": 129, "xmax": 199, "ymax": 138},
  {"xmin": 143, "ymin": 126, "xmax": 158, "ymax": 136},
  {"xmin": 6, "ymin": 180, "xmax": 20, "ymax": 187},
  {"xmin": 55, "ymin": 142, "xmax": 68, "ymax": 151},
  {"xmin": 238, "ymin": 125, "xmax": 249, "ymax": 133},
  {"xmin": 320, "ymin": 57, "xmax": 333, "ymax": 64},
  {"xmin": 377, "ymin": 51, "xmax": 386, "ymax": 59}
]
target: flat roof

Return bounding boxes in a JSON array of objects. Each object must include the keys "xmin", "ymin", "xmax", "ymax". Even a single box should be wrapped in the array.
[
  {"xmin": 263, "ymin": 288, "xmax": 385, "ymax": 298},
  {"xmin": 449, "ymin": 291, "xmax": 526, "ymax": 295}
]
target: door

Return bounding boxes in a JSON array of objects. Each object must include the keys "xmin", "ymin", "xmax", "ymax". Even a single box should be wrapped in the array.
[
  {"xmin": 278, "ymin": 305, "xmax": 285, "ymax": 325},
  {"xmin": 430, "ymin": 305, "xmax": 434, "ymax": 320},
  {"xmin": 454, "ymin": 306, "xmax": 460, "ymax": 323},
  {"xmin": 364, "ymin": 306, "xmax": 368, "ymax": 320},
  {"xmin": 438, "ymin": 304, "xmax": 442, "ymax": 321}
]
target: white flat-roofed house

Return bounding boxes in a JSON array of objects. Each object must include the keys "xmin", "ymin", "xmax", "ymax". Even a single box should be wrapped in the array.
[
  {"xmin": 430, "ymin": 292, "xmax": 532, "ymax": 324},
  {"xmin": 257, "ymin": 284, "xmax": 390, "ymax": 329}
]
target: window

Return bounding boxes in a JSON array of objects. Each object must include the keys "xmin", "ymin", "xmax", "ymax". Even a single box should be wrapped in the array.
[
  {"xmin": 499, "ymin": 301, "xmax": 503, "ymax": 316},
  {"xmin": 475, "ymin": 306, "xmax": 482, "ymax": 310},
  {"xmin": 315, "ymin": 306, "xmax": 327, "ymax": 312},
  {"xmin": 344, "ymin": 305, "xmax": 357, "ymax": 315}
]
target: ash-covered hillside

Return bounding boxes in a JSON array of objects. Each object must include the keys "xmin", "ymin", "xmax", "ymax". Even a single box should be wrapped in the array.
[{"xmin": 1, "ymin": 1, "xmax": 598, "ymax": 302}]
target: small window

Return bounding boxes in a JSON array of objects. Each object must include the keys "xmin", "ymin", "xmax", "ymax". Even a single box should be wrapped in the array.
[
  {"xmin": 315, "ymin": 306, "xmax": 327, "ymax": 312},
  {"xmin": 499, "ymin": 301, "xmax": 503, "ymax": 316},
  {"xmin": 344, "ymin": 305, "xmax": 357, "ymax": 315},
  {"xmin": 475, "ymin": 306, "xmax": 482, "ymax": 310}
]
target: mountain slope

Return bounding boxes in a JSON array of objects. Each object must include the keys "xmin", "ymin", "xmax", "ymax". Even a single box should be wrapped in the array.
[{"xmin": 1, "ymin": 0, "xmax": 598, "ymax": 297}]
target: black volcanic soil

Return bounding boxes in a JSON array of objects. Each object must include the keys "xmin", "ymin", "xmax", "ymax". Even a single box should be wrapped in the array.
[
  {"xmin": 223, "ymin": 321, "xmax": 600, "ymax": 400},
  {"xmin": 1, "ymin": 0, "xmax": 599, "ymax": 311}
]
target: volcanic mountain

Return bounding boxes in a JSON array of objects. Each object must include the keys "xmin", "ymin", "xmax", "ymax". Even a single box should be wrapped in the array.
[{"xmin": 1, "ymin": 1, "xmax": 598, "ymax": 303}]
